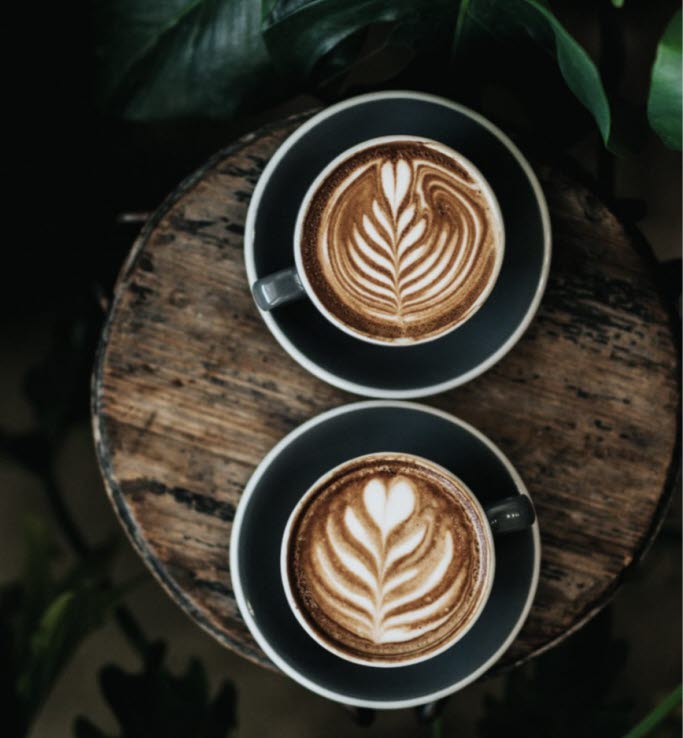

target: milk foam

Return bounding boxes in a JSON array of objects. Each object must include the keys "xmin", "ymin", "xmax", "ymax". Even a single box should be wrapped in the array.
[
  {"xmin": 313, "ymin": 476, "xmax": 460, "ymax": 644},
  {"xmin": 301, "ymin": 141, "xmax": 500, "ymax": 342},
  {"xmin": 288, "ymin": 455, "xmax": 489, "ymax": 663}
]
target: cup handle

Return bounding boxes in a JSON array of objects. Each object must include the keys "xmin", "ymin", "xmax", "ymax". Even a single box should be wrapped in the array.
[
  {"xmin": 484, "ymin": 495, "xmax": 536, "ymax": 534},
  {"xmin": 252, "ymin": 268, "xmax": 306, "ymax": 311}
]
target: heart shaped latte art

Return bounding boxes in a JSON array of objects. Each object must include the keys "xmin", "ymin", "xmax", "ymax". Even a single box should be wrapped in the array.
[
  {"xmin": 288, "ymin": 456, "xmax": 488, "ymax": 663},
  {"xmin": 313, "ymin": 476, "xmax": 466, "ymax": 645},
  {"xmin": 301, "ymin": 141, "xmax": 501, "ymax": 342}
]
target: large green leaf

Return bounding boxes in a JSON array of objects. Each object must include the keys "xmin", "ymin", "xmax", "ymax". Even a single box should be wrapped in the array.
[
  {"xmin": 97, "ymin": 0, "xmax": 613, "ymax": 139},
  {"xmin": 261, "ymin": 0, "xmax": 457, "ymax": 83},
  {"xmin": 647, "ymin": 10, "xmax": 682, "ymax": 150},
  {"xmin": 454, "ymin": 0, "xmax": 612, "ymax": 147},
  {"xmin": 95, "ymin": 0, "xmax": 282, "ymax": 120}
]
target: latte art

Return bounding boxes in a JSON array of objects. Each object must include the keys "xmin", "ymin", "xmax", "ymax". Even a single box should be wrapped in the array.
[
  {"xmin": 301, "ymin": 141, "xmax": 502, "ymax": 342},
  {"xmin": 286, "ymin": 455, "xmax": 491, "ymax": 664},
  {"xmin": 317, "ymin": 478, "xmax": 462, "ymax": 645}
]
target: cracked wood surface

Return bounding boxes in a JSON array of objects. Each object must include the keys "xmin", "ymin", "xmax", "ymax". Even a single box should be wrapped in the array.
[{"xmin": 92, "ymin": 113, "xmax": 680, "ymax": 673}]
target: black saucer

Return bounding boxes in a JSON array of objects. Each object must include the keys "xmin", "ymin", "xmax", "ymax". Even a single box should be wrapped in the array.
[
  {"xmin": 245, "ymin": 92, "xmax": 551, "ymax": 398},
  {"xmin": 231, "ymin": 402, "xmax": 540, "ymax": 708}
]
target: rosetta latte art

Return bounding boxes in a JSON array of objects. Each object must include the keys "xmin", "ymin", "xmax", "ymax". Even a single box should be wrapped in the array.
[
  {"xmin": 287, "ymin": 455, "xmax": 490, "ymax": 664},
  {"xmin": 316, "ymin": 478, "xmax": 461, "ymax": 644},
  {"xmin": 301, "ymin": 141, "xmax": 501, "ymax": 342}
]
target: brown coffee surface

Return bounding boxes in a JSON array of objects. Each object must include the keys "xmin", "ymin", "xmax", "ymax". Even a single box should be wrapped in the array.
[
  {"xmin": 287, "ymin": 454, "xmax": 490, "ymax": 664},
  {"xmin": 301, "ymin": 140, "xmax": 501, "ymax": 342}
]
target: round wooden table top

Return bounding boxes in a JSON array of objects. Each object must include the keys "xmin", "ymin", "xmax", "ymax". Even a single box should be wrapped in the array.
[{"xmin": 92, "ymin": 113, "xmax": 680, "ymax": 674}]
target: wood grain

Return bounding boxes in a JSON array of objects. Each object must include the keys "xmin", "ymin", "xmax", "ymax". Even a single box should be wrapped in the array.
[{"xmin": 92, "ymin": 113, "xmax": 680, "ymax": 673}]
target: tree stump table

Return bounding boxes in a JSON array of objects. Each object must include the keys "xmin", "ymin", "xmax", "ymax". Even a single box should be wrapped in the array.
[{"xmin": 92, "ymin": 113, "xmax": 680, "ymax": 675}]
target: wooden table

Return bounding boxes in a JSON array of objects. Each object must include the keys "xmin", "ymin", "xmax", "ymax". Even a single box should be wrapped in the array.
[{"xmin": 92, "ymin": 113, "xmax": 680, "ymax": 675}]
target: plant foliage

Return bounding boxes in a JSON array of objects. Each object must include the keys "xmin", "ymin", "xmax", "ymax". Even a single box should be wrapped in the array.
[
  {"xmin": 95, "ymin": 0, "xmax": 281, "ymax": 120},
  {"xmin": 74, "ymin": 641, "xmax": 237, "ymax": 738},
  {"xmin": 453, "ymin": 0, "xmax": 612, "ymax": 146},
  {"xmin": 2, "ymin": 520, "xmax": 121, "ymax": 737},
  {"xmin": 94, "ymin": 0, "xmax": 683, "ymax": 150},
  {"xmin": 647, "ymin": 10, "xmax": 682, "ymax": 150}
]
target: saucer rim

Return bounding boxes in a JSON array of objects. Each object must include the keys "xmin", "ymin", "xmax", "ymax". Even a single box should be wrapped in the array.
[
  {"xmin": 229, "ymin": 400, "xmax": 541, "ymax": 709},
  {"xmin": 244, "ymin": 90, "xmax": 552, "ymax": 399}
]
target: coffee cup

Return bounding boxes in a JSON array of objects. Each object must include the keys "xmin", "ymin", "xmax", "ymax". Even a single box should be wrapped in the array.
[
  {"xmin": 280, "ymin": 451, "xmax": 534, "ymax": 667},
  {"xmin": 231, "ymin": 400, "xmax": 541, "ymax": 707},
  {"xmin": 252, "ymin": 135, "xmax": 505, "ymax": 347}
]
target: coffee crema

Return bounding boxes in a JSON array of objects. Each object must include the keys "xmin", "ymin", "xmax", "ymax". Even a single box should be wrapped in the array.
[
  {"xmin": 285, "ymin": 454, "xmax": 491, "ymax": 665},
  {"xmin": 300, "ymin": 140, "xmax": 501, "ymax": 343}
]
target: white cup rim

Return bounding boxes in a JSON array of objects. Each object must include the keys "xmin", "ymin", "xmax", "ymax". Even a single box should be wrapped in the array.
[
  {"xmin": 279, "ymin": 450, "xmax": 497, "ymax": 667},
  {"xmin": 292, "ymin": 135, "xmax": 506, "ymax": 347},
  {"xmin": 243, "ymin": 91, "xmax": 552, "ymax": 399},
  {"xmin": 230, "ymin": 400, "xmax": 541, "ymax": 709}
]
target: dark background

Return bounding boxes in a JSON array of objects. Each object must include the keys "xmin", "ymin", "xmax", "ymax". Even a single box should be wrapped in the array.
[{"xmin": 2, "ymin": 1, "xmax": 680, "ymax": 736}]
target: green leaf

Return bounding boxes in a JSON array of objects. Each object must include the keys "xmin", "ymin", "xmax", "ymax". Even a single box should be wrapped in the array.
[
  {"xmin": 95, "ymin": 0, "xmax": 283, "ymax": 120},
  {"xmin": 622, "ymin": 685, "xmax": 683, "ymax": 738},
  {"xmin": 647, "ymin": 10, "xmax": 682, "ymax": 150},
  {"xmin": 452, "ymin": 0, "xmax": 471, "ymax": 57},
  {"xmin": 454, "ymin": 0, "xmax": 612, "ymax": 147},
  {"xmin": 261, "ymin": 0, "xmax": 457, "ymax": 83},
  {"xmin": 17, "ymin": 578, "xmax": 124, "ymax": 718},
  {"xmin": 2, "ymin": 519, "xmax": 122, "ymax": 735},
  {"xmin": 2, "ymin": 519, "xmax": 60, "ymax": 736},
  {"xmin": 17, "ymin": 591, "xmax": 78, "ymax": 708},
  {"xmin": 612, "ymin": 0, "xmax": 624, "ymax": 8},
  {"xmin": 18, "ymin": 519, "xmax": 59, "ymax": 647},
  {"xmin": 76, "ymin": 645, "xmax": 237, "ymax": 738}
]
